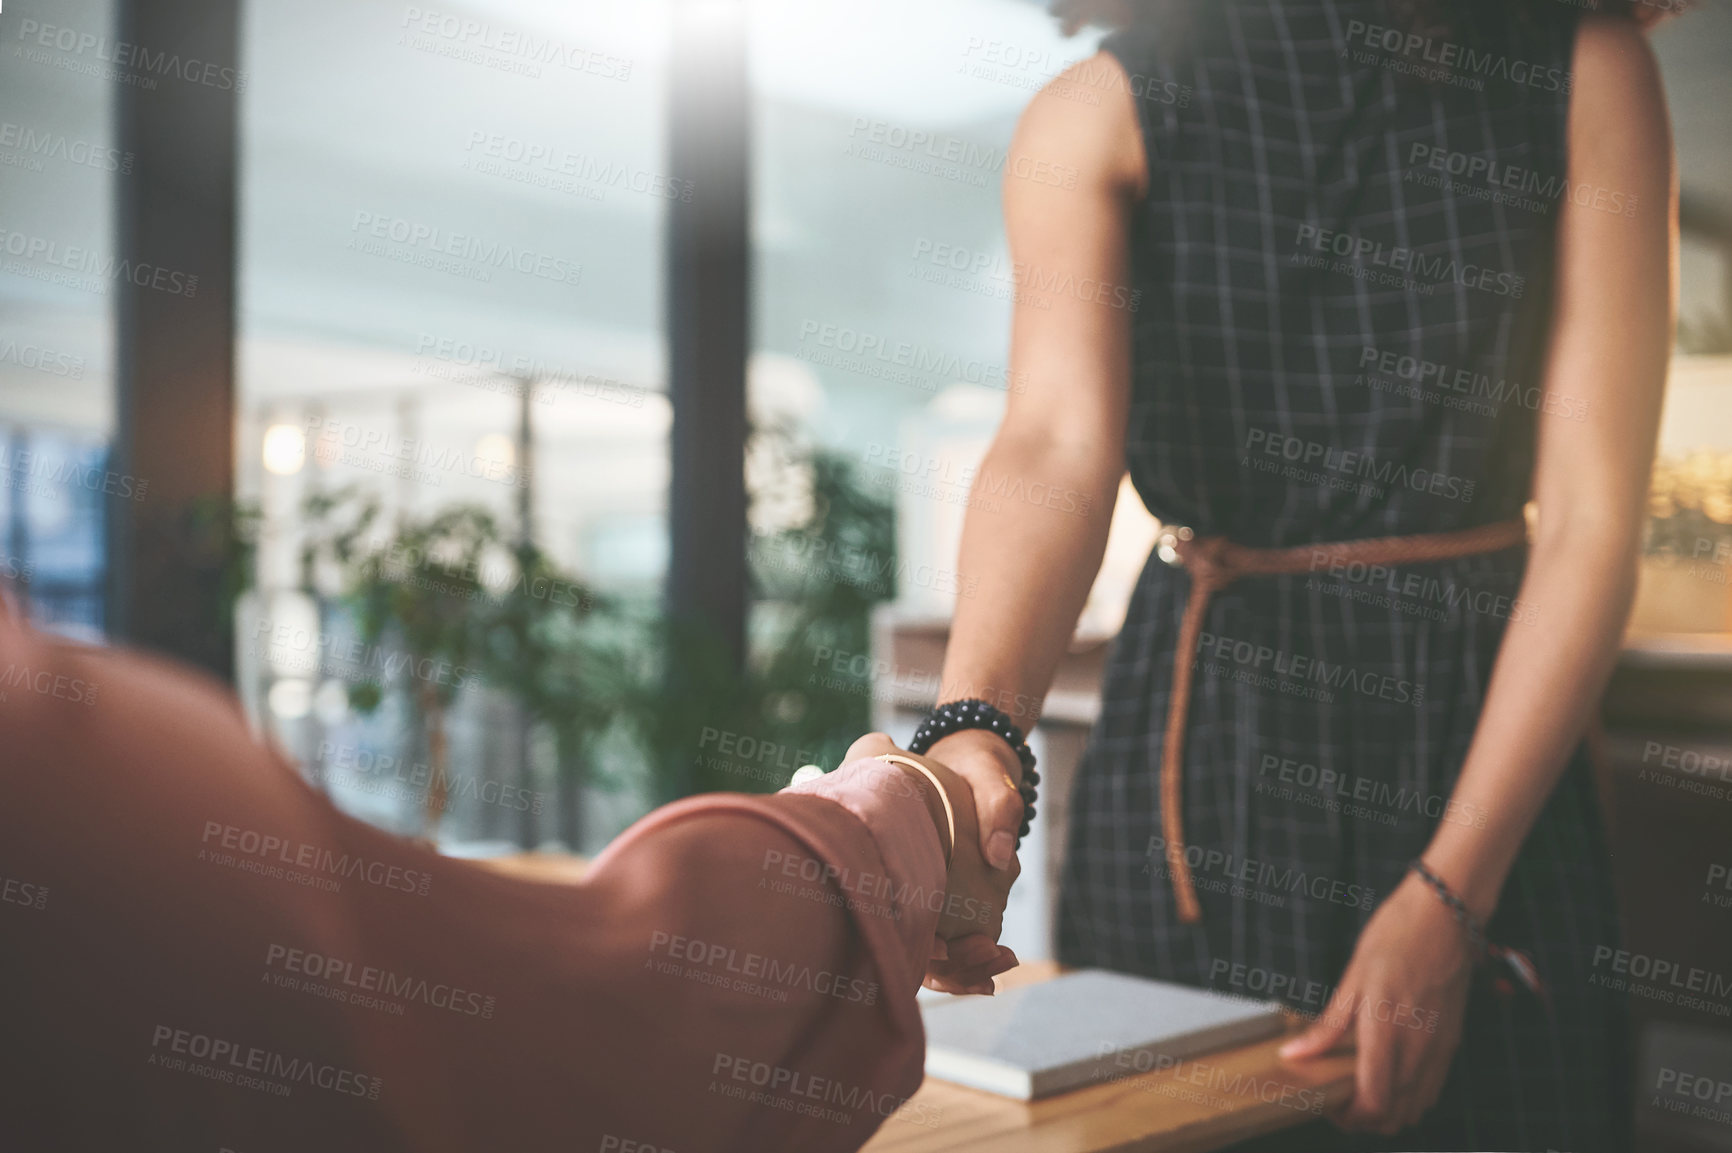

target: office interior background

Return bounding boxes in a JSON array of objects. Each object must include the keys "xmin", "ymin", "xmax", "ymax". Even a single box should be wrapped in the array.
[{"xmin": 2, "ymin": 1, "xmax": 1731, "ymax": 1148}]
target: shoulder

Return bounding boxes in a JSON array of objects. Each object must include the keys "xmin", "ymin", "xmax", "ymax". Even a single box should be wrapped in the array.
[
  {"xmin": 1008, "ymin": 50, "xmax": 1147, "ymax": 203},
  {"xmin": 1573, "ymin": 13, "xmax": 1662, "ymax": 85}
]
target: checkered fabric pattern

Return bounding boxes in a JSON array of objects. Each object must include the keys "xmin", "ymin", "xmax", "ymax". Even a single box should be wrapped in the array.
[{"xmin": 1055, "ymin": 4, "xmax": 1631, "ymax": 1150}]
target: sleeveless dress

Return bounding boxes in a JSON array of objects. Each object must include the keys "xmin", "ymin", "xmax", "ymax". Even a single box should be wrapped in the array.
[{"xmin": 1055, "ymin": 3, "xmax": 1631, "ymax": 1150}]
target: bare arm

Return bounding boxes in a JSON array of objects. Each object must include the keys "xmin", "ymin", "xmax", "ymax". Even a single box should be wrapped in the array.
[
  {"xmin": 1422, "ymin": 14, "xmax": 1675, "ymax": 920},
  {"xmin": 926, "ymin": 55, "xmax": 1148, "ymax": 869},
  {"xmin": 1281, "ymin": 14, "xmax": 1677, "ymax": 1134}
]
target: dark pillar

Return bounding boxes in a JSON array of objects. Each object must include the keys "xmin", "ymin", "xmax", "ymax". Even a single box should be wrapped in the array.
[
  {"xmin": 665, "ymin": 0, "xmax": 750, "ymax": 670},
  {"xmin": 105, "ymin": 0, "xmax": 240, "ymax": 679},
  {"xmin": 515, "ymin": 379, "xmax": 539, "ymax": 849},
  {"xmin": 5, "ymin": 429, "xmax": 27, "ymax": 595}
]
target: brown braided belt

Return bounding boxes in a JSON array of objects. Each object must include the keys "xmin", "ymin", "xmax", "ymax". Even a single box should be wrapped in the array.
[{"xmin": 1155, "ymin": 516, "xmax": 1530, "ymax": 924}]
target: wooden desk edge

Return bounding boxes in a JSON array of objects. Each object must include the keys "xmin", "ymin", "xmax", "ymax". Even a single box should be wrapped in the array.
[{"xmin": 865, "ymin": 963, "xmax": 1355, "ymax": 1153}]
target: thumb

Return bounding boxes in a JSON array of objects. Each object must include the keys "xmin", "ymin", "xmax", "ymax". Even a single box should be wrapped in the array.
[
  {"xmin": 1280, "ymin": 991, "xmax": 1356, "ymax": 1060},
  {"xmin": 950, "ymin": 757, "xmax": 1024, "ymax": 871}
]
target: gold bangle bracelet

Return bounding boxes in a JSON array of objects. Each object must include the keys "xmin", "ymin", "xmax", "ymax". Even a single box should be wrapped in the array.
[{"xmin": 876, "ymin": 753, "xmax": 956, "ymax": 866}]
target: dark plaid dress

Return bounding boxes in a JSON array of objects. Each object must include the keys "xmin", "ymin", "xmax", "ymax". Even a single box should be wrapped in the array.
[{"xmin": 1055, "ymin": 3, "xmax": 1631, "ymax": 1150}]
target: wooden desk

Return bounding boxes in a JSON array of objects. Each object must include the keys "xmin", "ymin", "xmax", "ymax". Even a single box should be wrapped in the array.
[{"xmin": 863, "ymin": 963, "xmax": 1356, "ymax": 1153}]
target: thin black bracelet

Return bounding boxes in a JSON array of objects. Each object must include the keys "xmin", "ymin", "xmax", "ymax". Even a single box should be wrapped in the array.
[
  {"xmin": 1408, "ymin": 859, "xmax": 1486, "ymax": 959},
  {"xmin": 1409, "ymin": 860, "xmax": 1551, "ymax": 1002},
  {"xmin": 908, "ymin": 698, "xmax": 1039, "ymax": 845}
]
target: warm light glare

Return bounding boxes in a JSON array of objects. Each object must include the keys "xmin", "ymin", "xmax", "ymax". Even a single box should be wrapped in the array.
[
  {"xmin": 262, "ymin": 424, "xmax": 306, "ymax": 475},
  {"xmin": 475, "ymin": 433, "xmax": 516, "ymax": 469},
  {"xmin": 267, "ymin": 679, "xmax": 313, "ymax": 721}
]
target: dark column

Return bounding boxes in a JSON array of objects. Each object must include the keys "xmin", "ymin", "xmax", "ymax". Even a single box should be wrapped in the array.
[
  {"xmin": 105, "ymin": 0, "xmax": 240, "ymax": 679},
  {"xmin": 5, "ymin": 429, "xmax": 27, "ymax": 591},
  {"xmin": 515, "ymin": 379, "xmax": 539, "ymax": 849},
  {"xmin": 665, "ymin": 0, "xmax": 751, "ymax": 670}
]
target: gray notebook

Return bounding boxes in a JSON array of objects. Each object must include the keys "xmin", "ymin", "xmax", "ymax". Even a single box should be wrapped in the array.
[{"xmin": 920, "ymin": 969, "xmax": 1286, "ymax": 1100}]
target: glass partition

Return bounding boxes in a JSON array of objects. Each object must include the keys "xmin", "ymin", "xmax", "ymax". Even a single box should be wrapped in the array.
[
  {"xmin": 0, "ymin": 0, "xmax": 122, "ymax": 642},
  {"xmin": 237, "ymin": 0, "xmax": 669, "ymax": 852}
]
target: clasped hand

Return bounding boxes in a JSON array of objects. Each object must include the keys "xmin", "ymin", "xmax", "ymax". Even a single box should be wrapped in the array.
[{"xmin": 841, "ymin": 734, "xmax": 1021, "ymax": 996}]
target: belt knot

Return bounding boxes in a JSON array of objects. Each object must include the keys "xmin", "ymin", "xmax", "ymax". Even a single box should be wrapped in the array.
[{"xmin": 1169, "ymin": 533, "xmax": 1237, "ymax": 593}]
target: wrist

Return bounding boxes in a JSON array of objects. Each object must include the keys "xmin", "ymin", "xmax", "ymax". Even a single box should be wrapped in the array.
[
  {"xmin": 1418, "ymin": 839, "xmax": 1506, "ymax": 924},
  {"xmin": 927, "ymin": 727, "xmax": 1023, "ymax": 782},
  {"xmin": 1405, "ymin": 857, "xmax": 1493, "ymax": 962}
]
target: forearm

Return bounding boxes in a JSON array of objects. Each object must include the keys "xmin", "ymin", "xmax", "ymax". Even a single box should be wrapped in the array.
[
  {"xmin": 937, "ymin": 432, "xmax": 1121, "ymax": 729},
  {"xmin": 935, "ymin": 48, "xmax": 1138, "ymax": 734},
  {"xmin": 1423, "ymin": 526, "xmax": 1639, "ymax": 918},
  {"xmin": 1423, "ymin": 15, "xmax": 1674, "ymax": 923}
]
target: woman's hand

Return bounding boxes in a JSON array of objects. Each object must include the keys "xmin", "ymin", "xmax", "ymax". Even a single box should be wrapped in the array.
[
  {"xmin": 840, "ymin": 734, "xmax": 1020, "ymax": 995},
  {"xmin": 1278, "ymin": 872, "xmax": 1476, "ymax": 1135},
  {"xmin": 923, "ymin": 728, "xmax": 1028, "ymax": 871}
]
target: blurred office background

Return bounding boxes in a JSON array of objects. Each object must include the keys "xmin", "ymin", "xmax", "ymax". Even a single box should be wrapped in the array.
[{"xmin": 3, "ymin": 1, "xmax": 1731, "ymax": 1147}]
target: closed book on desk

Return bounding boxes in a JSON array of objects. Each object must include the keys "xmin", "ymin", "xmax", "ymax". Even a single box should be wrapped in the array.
[{"xmin": 920, "ymin": 968, "xmax": 1286, "ymax": 1100}]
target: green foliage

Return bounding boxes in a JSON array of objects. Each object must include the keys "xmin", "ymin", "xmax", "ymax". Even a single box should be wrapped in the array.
[
  {"xmin": 299, "ymin": 490, "xmax": 501, "ymax": 714},
  {"xmin": 628, "ymin": 444, "xmax": 899, "ymax": 801},
  {"xmin": 198, "ymin": 494, "xmax": 262, "ymax": 613},
  {"xmin": 290, "ymin": 437, "xmax": 898, "ymax": 808},
  {"xmin": 749, "ymin": 448, "xmax": 899, "ymax": 766}
]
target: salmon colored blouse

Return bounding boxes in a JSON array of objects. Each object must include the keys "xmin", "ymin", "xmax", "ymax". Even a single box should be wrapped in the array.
[{"xmin": 0, "ymin": 610, "xmax": 949, "ymax": 1152}]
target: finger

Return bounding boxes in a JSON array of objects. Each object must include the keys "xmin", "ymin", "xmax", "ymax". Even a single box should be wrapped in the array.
[
  {"xmin": 1279, "ymin": 990, "xmax": 1355, "ymax": 1060},
  {"xmin": 950, "ymin": 952, "xmax": 1017, "ymax": 996},
  {"xmin": 950, "ymin": 946, "xmax": 1019, "ymax": 985},
  {"xmin": 1392, "ymin": 1083, "xmax": 1425, "ymax": 1133},
  {"xmin": 1397, "ymin": 1038, "xmax": 1453, "ymax": 1131},
  {"xmin": 1387, "ymin": 1034, "xmax": 1432, "ymax": 1133},
  {"xmin": 924, "ymin": 936, "xmax": 1000, "ymax": 991},
  {"xmin": 928, "ymin": 962, "xmax": 997, "ymax": 990},
  {"xmin": 1340, "ymin": 1013, "xmax": 1398, "ymax": 1133},
  {"xmin": 922, "ymin": 960, "xmax": 975, "ymax": 992},
  {"xmin": 939, "ymin": 934, "xmax": 1002, "ymax": 966},
  {"xmin": 925, "ymin": 960, "xmax": 1005, "ymax": 988},
  {"xmin": 925, "ymin": 945, "xmax": 1017, "ymax": 993},
  {"xmin": 1387, "ymin": 1003, "xmax": 1451, "ymax": 1134},
  {"xmin": 1404, "ymin": 1067, "xmax": 1446, "ymax": 1130},
  {"xmin": 949, "ymin": 962, "xmax": 1004, "ymax": 990}
]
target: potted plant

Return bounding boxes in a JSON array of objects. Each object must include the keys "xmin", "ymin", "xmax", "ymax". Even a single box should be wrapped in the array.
[{"xmin": 300, "ymin": 489, "xmax": 504, "ymax": 837}]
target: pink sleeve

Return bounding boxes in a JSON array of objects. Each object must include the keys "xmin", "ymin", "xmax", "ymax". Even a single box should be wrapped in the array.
[
  {"xmin": 556, "ymin": 759, "xmax": 949, "ymax": 1151},
  {"xmin": 591, "ymin": 753, "xmax": 949, "ymax": 988},
  {"xmin": 0, "ymin": 610, "xmax": 949, "ymax": 1153}
]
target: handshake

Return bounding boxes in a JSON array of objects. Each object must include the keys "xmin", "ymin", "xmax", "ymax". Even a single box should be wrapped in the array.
[{"xmin": 836, "ymin": 733, "xmax": 1025, "ymax": 997}]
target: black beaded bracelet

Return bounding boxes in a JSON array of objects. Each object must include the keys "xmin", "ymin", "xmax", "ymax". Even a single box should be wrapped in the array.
[{"xmin": 908, "ymin": 698, "xmax": 1039, "ymax": 846}]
